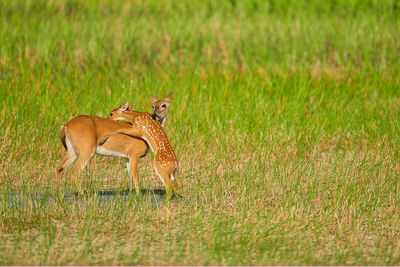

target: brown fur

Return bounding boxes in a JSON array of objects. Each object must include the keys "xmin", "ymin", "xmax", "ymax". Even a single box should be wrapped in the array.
[
  {"xmin": 56, "ymin": 94, "xmax": 173, "ymax": 193},
  {"xmin": 56, "ymin": 115, "xmax": 151, "ymax": 192},
  {"xmin": 105, "ymin": 105, "xmax": 179, "ymax": 196}
]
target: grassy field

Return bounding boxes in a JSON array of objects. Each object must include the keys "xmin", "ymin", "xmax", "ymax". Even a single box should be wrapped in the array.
[{"xmin": 1, "ymin": 0, "xmax": 400, "ymax": 265}]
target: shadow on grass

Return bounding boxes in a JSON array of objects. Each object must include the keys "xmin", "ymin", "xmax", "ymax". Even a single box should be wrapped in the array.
[{"xmin": 1, "ymin": 188, "xmax": 182, "ymax": 208}]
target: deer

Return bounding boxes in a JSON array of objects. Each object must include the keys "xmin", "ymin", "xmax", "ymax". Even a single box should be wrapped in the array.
[
  {"xmin": 150, "ymin": 91, "xmax": 172, "ymax": 127},
  {"xmin": 100, "ymin": 102, "xmax": 179, "ymax": 197},
  {"xmin": 56, "ymin": 92, "xmax": 173, "ymax": 194}
]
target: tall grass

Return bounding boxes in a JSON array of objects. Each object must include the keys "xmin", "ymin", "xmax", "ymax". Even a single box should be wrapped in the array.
[{"xmin": 1, "ymin": 0, "xmax": 400, "ymax": 265}]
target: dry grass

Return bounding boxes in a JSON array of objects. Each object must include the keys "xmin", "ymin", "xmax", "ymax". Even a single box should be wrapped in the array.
[
  {"xmin": 1, "ymin": 0, "xmax": 400, "ymax": 265},
  {"xmin": 1, "ymin": 123, "xmax": 400, "ymax": 264}
]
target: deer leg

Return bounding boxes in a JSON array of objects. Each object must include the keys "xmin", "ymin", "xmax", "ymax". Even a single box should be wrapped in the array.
[
  {"xmin": 70, "ymin": 149, "xmax": 95, "ymax": 193},
  {"xmin": 56, "ymin": 135, "xmax": 77, "ymax": 175},
  {"xmin": 154, "ymin": 166, "xmax": 175, "ymax": 198},
  {"xmin": 171, "ymin": 167, "xmax": 179, "ymax": 192},
  {"xmin": 127, "ymin": 154, "xmax": 140, "ymax": 194},
  {"xmin": 98, "ymin": 126, "xmax": 143, "ymax": 146},
  {"xmin": 56, "ymin": 154, "xmax": 77, "ymax": 174},
  {"xmin": 67, "ymin": 133, "xmax": 97, "ymax": 193}
]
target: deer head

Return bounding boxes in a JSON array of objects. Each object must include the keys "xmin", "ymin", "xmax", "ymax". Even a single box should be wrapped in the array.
[{"xmin": 150, "ymin": 91, "xmax": 173, "ymax": 127}]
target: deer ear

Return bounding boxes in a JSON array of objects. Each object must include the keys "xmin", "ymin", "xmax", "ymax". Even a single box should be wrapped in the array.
[
  {"xmin": 128, "ymin": 104, "xmax": 134, "ymax": 110},
  {"xmin": 150, "ymin": 94, "xmax": 158, "ymax": 103},
  {"xmin": 120, "ymin": 102, "xmax": 129, "ymax": 111},
  {"xmin": 165, "ymin": 91, "xmax": 173, "ymax": 102}
]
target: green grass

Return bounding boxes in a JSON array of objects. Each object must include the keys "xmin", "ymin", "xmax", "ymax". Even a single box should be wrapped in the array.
[{"xmin": 1, "ymin": 0, "xmax": 400, "ymax": 265}]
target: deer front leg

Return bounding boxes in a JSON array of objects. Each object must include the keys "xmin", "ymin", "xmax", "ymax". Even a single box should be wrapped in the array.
[
  {"xmin": 126, "ymin": 154, "xmax": 140, "ymax": 194},
  {"xmin": 98, "ymin": 126, "xmax": 143, "ymax": 146}
]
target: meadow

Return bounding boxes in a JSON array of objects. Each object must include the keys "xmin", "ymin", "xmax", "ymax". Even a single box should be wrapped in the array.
[{"xmin": 1, "ymin": 0, "xmax": 400, "ymax": 265}]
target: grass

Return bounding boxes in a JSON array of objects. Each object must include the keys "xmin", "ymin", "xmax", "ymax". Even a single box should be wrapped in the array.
[{"xmin": 1, "ymin": 0, "xmax": 400, "ymax": 265}]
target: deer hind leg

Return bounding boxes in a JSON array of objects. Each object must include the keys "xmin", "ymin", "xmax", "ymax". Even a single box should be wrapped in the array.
[
  {"xmin": 69, "ymin": 135, "xmax": 97, "ymax": 192},
  {"xmin": 154, "ymin": 165, "xmax": 176, "ymax": 198},
  {"xmin": 56, "ymin": 154, "xmax": 76, "ymax": 174},
  {"xmin": 70, "ymin": 150, "xmax": 96, "ymax": 190},
  {"xmin": 171, "ymin": 167, "xmax": 179, "ymax": 192},
  {"xmin": 56, "ymin": 136, "xmax": 77, "ymax": 174}
]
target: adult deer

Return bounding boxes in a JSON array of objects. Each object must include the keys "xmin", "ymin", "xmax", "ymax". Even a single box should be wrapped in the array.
[
  {"xmin": 56, "ymin": 92, "xmax": 173, "ymax": 193},
  {"xmin": 101, "ymin": 102, "xmax": 179, "ymax": 196}
]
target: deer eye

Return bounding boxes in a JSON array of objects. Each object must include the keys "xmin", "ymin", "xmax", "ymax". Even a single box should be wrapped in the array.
[
  {"xmin": 109, "ymin": 113, "xmax": 113, "ymax": 117},
  {"xmin": 152, "ymin": 105, "xmax": 155, "ymax": 109},
  {"xmin": 161, "ymin": 104, "xmax": 167, "ymax": 108}
]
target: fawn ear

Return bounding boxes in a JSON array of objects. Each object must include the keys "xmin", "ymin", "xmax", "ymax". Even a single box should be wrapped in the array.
[
  {"xmin": 120, "ymin": 102, "xmax": 129, "ymax": 111},
  {"xmin": 165, "ymin": 91, "xmax": 173, "ymax": 103},
  {"xmin": 150, "ymin": 94, "xmax": 158, "ymax": 103},
  {"xmin": 128, "ymin": 104, "xmax": 134, "ymax": 110}
]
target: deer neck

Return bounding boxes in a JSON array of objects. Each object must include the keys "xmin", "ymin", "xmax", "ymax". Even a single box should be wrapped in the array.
[
  {"xmin": 151, "ymin": 113, "xmax": 166, "ymax": 126},
  {"xmin": 138, "ymin": 124, "xmax": 167, "ymax": 155},
  {"xmin": 118, "ymin": 112, "xmax": 167, "ymax": 155}
]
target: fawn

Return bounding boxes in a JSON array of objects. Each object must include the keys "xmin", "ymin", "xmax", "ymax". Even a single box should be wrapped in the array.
[
  {"xmin": 56, "ymin": 92, "xmax": 173, "ymax": 193},
  {"xmin": 101, "ymin": 102, "xmax": 179, "ymax": 196},
  {"xmin": 150, "ymin": 91, "xmax": 172, "ymax": 127}
]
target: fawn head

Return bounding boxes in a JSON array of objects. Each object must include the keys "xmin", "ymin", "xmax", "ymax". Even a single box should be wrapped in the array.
[
  {"xmin": 108, "ymin": 102, "xmax": 132, "ymax": 122},
  {"xmin": 150, "ymin": 91, "xmax": 172, "ymax": 127}
]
